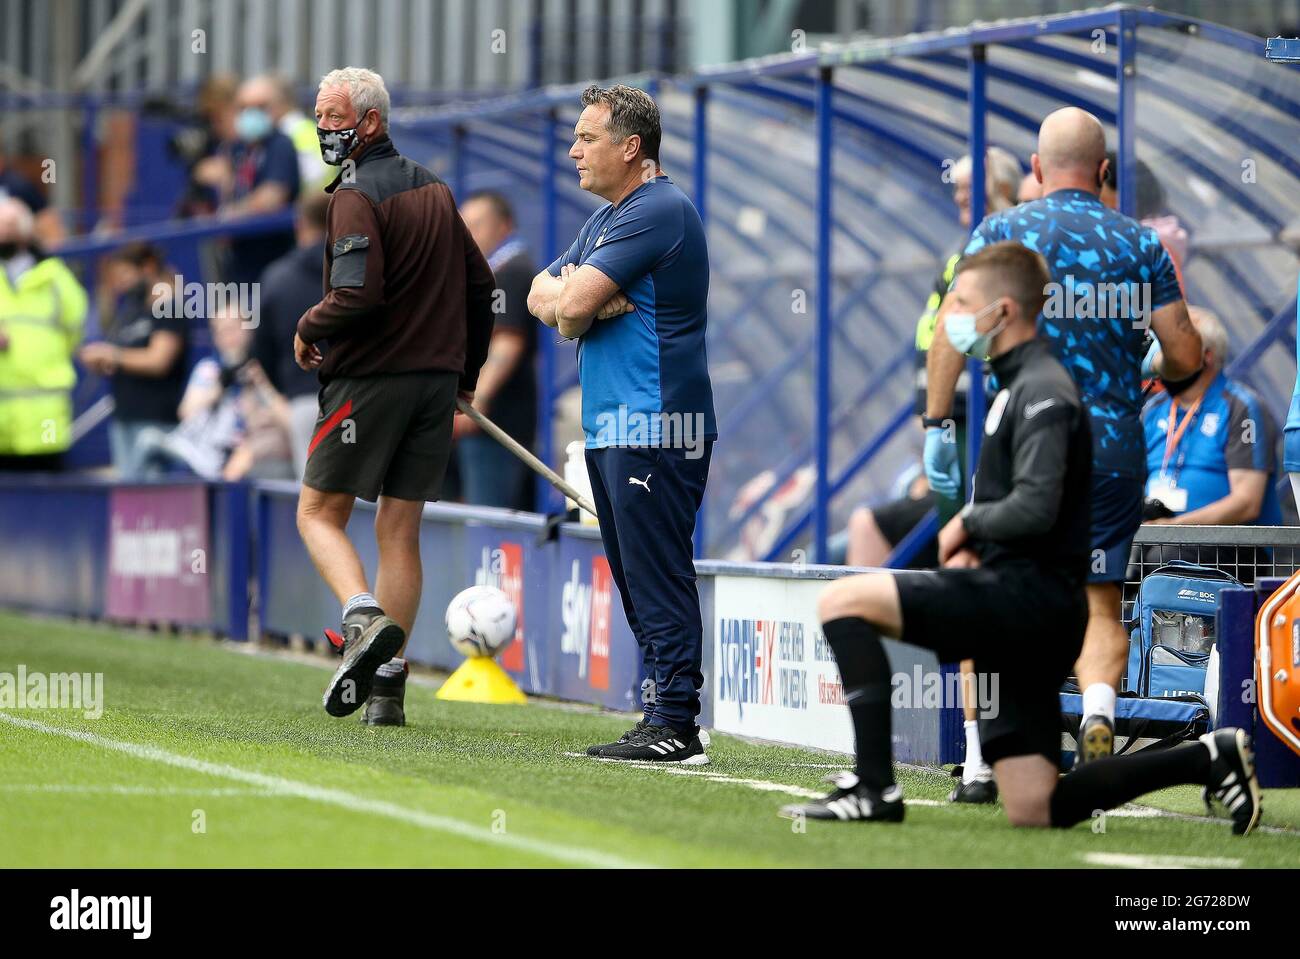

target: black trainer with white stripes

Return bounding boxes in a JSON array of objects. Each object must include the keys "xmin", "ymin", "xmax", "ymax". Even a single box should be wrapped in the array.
[
  {"xmin": 585, "ymin": 719, "xmax": 649, "ymax": 756},
  {"xmin": 596, "ymin": 724, "xmax": 709, "ymax": 765},
  {"xmin": 778, "ymin": 771, "xmax": 906, "ymax": 823},
  {"xmin": 1201, "ymin": 727, "xmax": 1262, "ymax": 836}
]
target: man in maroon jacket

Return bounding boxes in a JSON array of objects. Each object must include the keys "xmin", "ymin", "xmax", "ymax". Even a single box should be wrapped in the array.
[{"xmin": 293, "ymin": 67, "xmax": 497, "ymax": 727}]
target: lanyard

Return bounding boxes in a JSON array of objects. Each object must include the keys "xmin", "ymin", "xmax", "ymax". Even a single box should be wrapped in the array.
[{"xmin": 1160, "ymin": 395, "xmax": 1202, "ymax": 476}]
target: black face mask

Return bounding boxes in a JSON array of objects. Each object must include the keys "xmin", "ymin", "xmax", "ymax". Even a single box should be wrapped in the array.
[
  {"xmin": 317, "ymin": 125, "xmax": 360, "ymax": 166},
  {"xmin": 1160, "ymin": 368, "xmax": 1202, "ymax": 398},
  {"xmin": 317, "ymin": 111, "xmax": 374, "ymax": 166},
  {"xmin": 0, "ymin": 241, "xmax": 22, "ymax": 260}
]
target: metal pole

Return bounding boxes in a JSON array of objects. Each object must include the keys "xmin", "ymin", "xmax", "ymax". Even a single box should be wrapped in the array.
[
  {"xmin": 814, "ymin": 65, "xmax": 834, "ymax": 564},
  {"xmin": 1116, "ymin": 7, "xmax": 1137, "ymax": 218},
  {"xmin": 537, "ymin": 108, "xmax": 560, "ymax": 513},
  {"xmin": 450, "ymin": 123, "xmax": 467, "ymax": 201},
  {"xmin": 965, "ymin": 43, "xmax": 987, "ymax": 489},
  {"xmin": 692, "ymin": 82, "xmax": 709, "ymax": 558},
  {"xmin": 458, "ymin": 399, "xmax": 599, "ymax": 518},
  {"xmin": 81, "ymin": 98, "xmax": 99, "ymax": 234}
]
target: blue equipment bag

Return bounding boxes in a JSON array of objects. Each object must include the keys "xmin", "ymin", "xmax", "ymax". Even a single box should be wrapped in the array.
[
  {"xmin": 1125, "ymin": 562, "xmax": 1240, "ymax": 698},
  {"xmin": 1060, "ymin": 689, "xmax": 1210, "ymax": 758}
]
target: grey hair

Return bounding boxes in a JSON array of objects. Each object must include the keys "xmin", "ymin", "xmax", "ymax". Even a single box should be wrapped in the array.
[
  {"xmin": 580, "ymin": 84, "xmax": 661, "ymax": 163},
  {"xmin": 953, "ymin": 147, "xmax": 1024, "ymax": 212},
  {"xmin": 319, "ymin": 67, "xmax": 390, "ymax": 131},
  {"xmin": 1188, "ymin": 306, "xmax": 1229, "ymax": 367},
  {"xmin": 0, "ymin": 196, "xmax": 34, "ymax": 238}
]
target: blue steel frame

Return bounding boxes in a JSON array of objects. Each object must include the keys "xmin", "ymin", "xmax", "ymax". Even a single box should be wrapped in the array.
[
  {"xmin": 393, "ymin": 5, "xmax": 1291, "ymax": 563},
  {"xmin": 27, "ymin": 6, "xmax": 1297, "ymax": 563}
]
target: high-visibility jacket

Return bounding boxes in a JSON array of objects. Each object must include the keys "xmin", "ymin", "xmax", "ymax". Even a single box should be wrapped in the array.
[
  {"xmin": 282, "ymin": 112, "xmax": 333, "ymax": 195},
  {"xmin": 0, "ymin": 257, "xmax": 88, "ymax": 455}
]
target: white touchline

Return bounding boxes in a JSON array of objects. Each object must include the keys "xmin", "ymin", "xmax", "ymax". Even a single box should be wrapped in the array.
[
  {"xmin": 1081, "ymin": 852, "xmax": 1243, "ymax": 869},
  {"xmin": 564, "ymin": 753, "xmax": 948, "ymax": 804},
  {"xmin": 1109, "ymin": 803, "xmax": 1296, "ymax": 837},
  {"xmin": 567, "ymin": 755, "xmax": 1300, "ymax": 830},
  {"xmin": 1, "ymin": 713, "xmax": 650, "ymax": 869},
  {"xmin": 0, "ymin": 784, "xmax": 277, "ymax": 796}
]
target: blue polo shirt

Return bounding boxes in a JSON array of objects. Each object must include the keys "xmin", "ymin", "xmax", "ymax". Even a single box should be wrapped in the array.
[
  {"xmin": 1142, "ymin": 372, "xmax": 1282, "ymax": 524},
  {"xmin": 549, "ymin": 175, "xmax": 716, "ymax": 449},
  {"xmin": 965, "ymin": 188, "xmax": 1183, "ymax": 479}
]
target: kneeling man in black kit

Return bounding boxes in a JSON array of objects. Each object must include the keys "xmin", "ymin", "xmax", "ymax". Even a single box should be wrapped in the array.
[{"xmin": 781, "ymin": 241, "xmax": 1260, "ymax": 835}]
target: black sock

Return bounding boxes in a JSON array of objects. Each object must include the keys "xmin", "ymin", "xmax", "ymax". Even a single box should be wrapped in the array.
[
  {"xmin": 823, "ymin": 617, "xmax": 895, "ymax": 791},
  {"xmin": 1049, "ymin": 742, "xmax": 1211, "ymax": 828}
]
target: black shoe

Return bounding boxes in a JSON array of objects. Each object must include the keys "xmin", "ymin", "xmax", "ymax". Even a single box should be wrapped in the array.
[
  {"xmin": 1075, "ymin": 714, "xmax": 1114, "ymax": 766},
  {"xmin": 362, "ymin": 660, "xmax": 408, "ymax": 727},
  {"xmin": 322, "ymin": 610, "xmax": 405, "ymax": 718},
  {"xmin": 948, "ymin": 766, "xmax": 998, "ymax": 804},
  {"xmin": 778, "ymin": 771, "xmax": 905, "ymax": 823},
  {"xmin": 597, "ymin": 724, "xmax": 710, "ymax": 765},
  {"xmin": 586, "ymin": 718, "xmax": 649, "ymax": 756},
  {"xmin": 1201, "ymin": 728, "xmax": 1262, "ymax": 836}
]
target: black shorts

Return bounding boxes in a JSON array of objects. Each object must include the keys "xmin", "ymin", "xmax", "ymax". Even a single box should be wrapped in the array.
[
  {"xmin": 893, "ymin": 563, "xmax": 1088, "ymax": 765},
  {"xmin": 303, "ymin": 370, "xmax": 457, "ymax": 502},
  {"xmin": 873, "ymin": 491, "xmax": 940, "ymax": 568}
]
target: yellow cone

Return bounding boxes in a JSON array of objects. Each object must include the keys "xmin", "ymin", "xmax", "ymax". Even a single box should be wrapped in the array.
[{"xmin": 435, "ymin": 656, "xmax": 527, "ymax": 704}]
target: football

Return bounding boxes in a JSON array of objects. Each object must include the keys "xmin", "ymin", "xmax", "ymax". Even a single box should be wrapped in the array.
[{"xmin": 445, "ymin": 585, "xmax": 517, "ymax": 659}]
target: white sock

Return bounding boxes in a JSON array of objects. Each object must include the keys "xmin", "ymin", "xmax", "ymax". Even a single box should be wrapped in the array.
[
  {"xmin": 1081, "ymin": 682, "xmax": 1117, "ymax": 725},
  {"xmin": 342, "ymin": 592, "xmax": 379, "ymax": 620},
  {"xmin": 962, "ymin": 720, "xmax": 990, "ymax": 782}
]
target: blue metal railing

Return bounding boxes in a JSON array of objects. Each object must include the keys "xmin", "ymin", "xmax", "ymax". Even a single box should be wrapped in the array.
[{"xmin": 17, "ymin": 5, "xmax": 1297, "ymax": 565}]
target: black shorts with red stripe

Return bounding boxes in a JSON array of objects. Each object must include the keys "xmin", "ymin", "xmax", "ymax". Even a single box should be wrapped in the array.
[{"xmin": 303, "ymin": 370, "xmax": 458, "ymax": 502}]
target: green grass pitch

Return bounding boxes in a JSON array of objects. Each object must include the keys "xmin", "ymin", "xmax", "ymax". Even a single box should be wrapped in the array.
[{"xmin": 0, "ymin": 610, "xmax": 1296, "ymax": 868}]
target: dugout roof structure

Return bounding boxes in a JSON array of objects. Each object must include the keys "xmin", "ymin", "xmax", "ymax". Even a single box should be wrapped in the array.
[{"xmin": 48, "ymin": 4, "xmax": 1300, "ymax": 563}]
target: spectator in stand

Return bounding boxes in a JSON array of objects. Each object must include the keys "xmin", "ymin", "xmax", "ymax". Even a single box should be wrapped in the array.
[
  {"xmin": 0, "ymin": 198, "xmax": 86, "ymax": 470},
  {"xmin": 177, "ymin": 74, "xmax": 241, "ymax": 219},
  {"xmin": 194, "ymin": 76, "xmax": 301, "ymax": 284},
  {"xmin": 456, "ymin": 190, "xmax": 539, "ymax": 510},
  {"xmin": 1100, "ymin": 150, "xmax": 1187, "ymax": 290},
  {"xmin": 264, "ymin": 74, "xmax": 334, "ymax": 196},
  {"xmin": 133, "ymin": 304, "xmax": 291, "ymax": 481},
  {"xmin": 78, "ymin": 243, "xmax": 188, "ymax": 480},
  {"xmin": 840, "ymin": 147, "xmax": 1023, "ymax": 572},
  {"xmin": 224, "ymin": 357, "xmax": 296, "ymax": 481},
  {"xmin": 1017, "ymin": 171, "xmax": 1042, "ymax": 204},
  {"xmin": 252, "ymin": 193, "xmax": 331, "ymax": 479},
  {"xmin": 0, "ymin": 133, "xmax": 64, "ymax": 248},
  {"xmin": 1142, "ymin": 307, "xmax": 1282, "ymax": 528}
]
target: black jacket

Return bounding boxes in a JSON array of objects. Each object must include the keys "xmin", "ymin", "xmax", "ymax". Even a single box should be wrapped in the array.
[
  {"xmin": 255, "ymin": 242, "xmax": 327, "ymax": 399},
  {"xmin": 297, "ymin": 136, "xmax": 497, "ymax": 390},
  {"xmin": 963, "ymin": 337, "xmax": 1092, "ymax": 577}
]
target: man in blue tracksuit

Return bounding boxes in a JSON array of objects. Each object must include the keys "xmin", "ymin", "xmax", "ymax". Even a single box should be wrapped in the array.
[{"xmin": 528, "ymin": 84, "xmax": 716, "ymax": 764}]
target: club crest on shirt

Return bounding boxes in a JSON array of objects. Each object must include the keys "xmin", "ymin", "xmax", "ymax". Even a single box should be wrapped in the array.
[
  {"xmin": 1200, "ymin": 412, "xmax": 1220, "ymax": 437},
  {"xmin": 984, "ymin": 389, "xmax": 1011, "ymax": 436}
]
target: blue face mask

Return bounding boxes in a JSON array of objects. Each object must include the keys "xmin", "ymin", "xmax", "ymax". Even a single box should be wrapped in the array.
[
  {"xmin": 235, "ymin": 107, "xmax": 273, "ymax": 143},
  {"xmin": 945, "ymin": 299, "xmax": 1008, "ymax": 358}
]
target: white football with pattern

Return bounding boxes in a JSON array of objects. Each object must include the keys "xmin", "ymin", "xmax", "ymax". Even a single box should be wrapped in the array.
[{"xmin": 445, "ymin": 585, "xmax": 517, "ymax": 659}]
